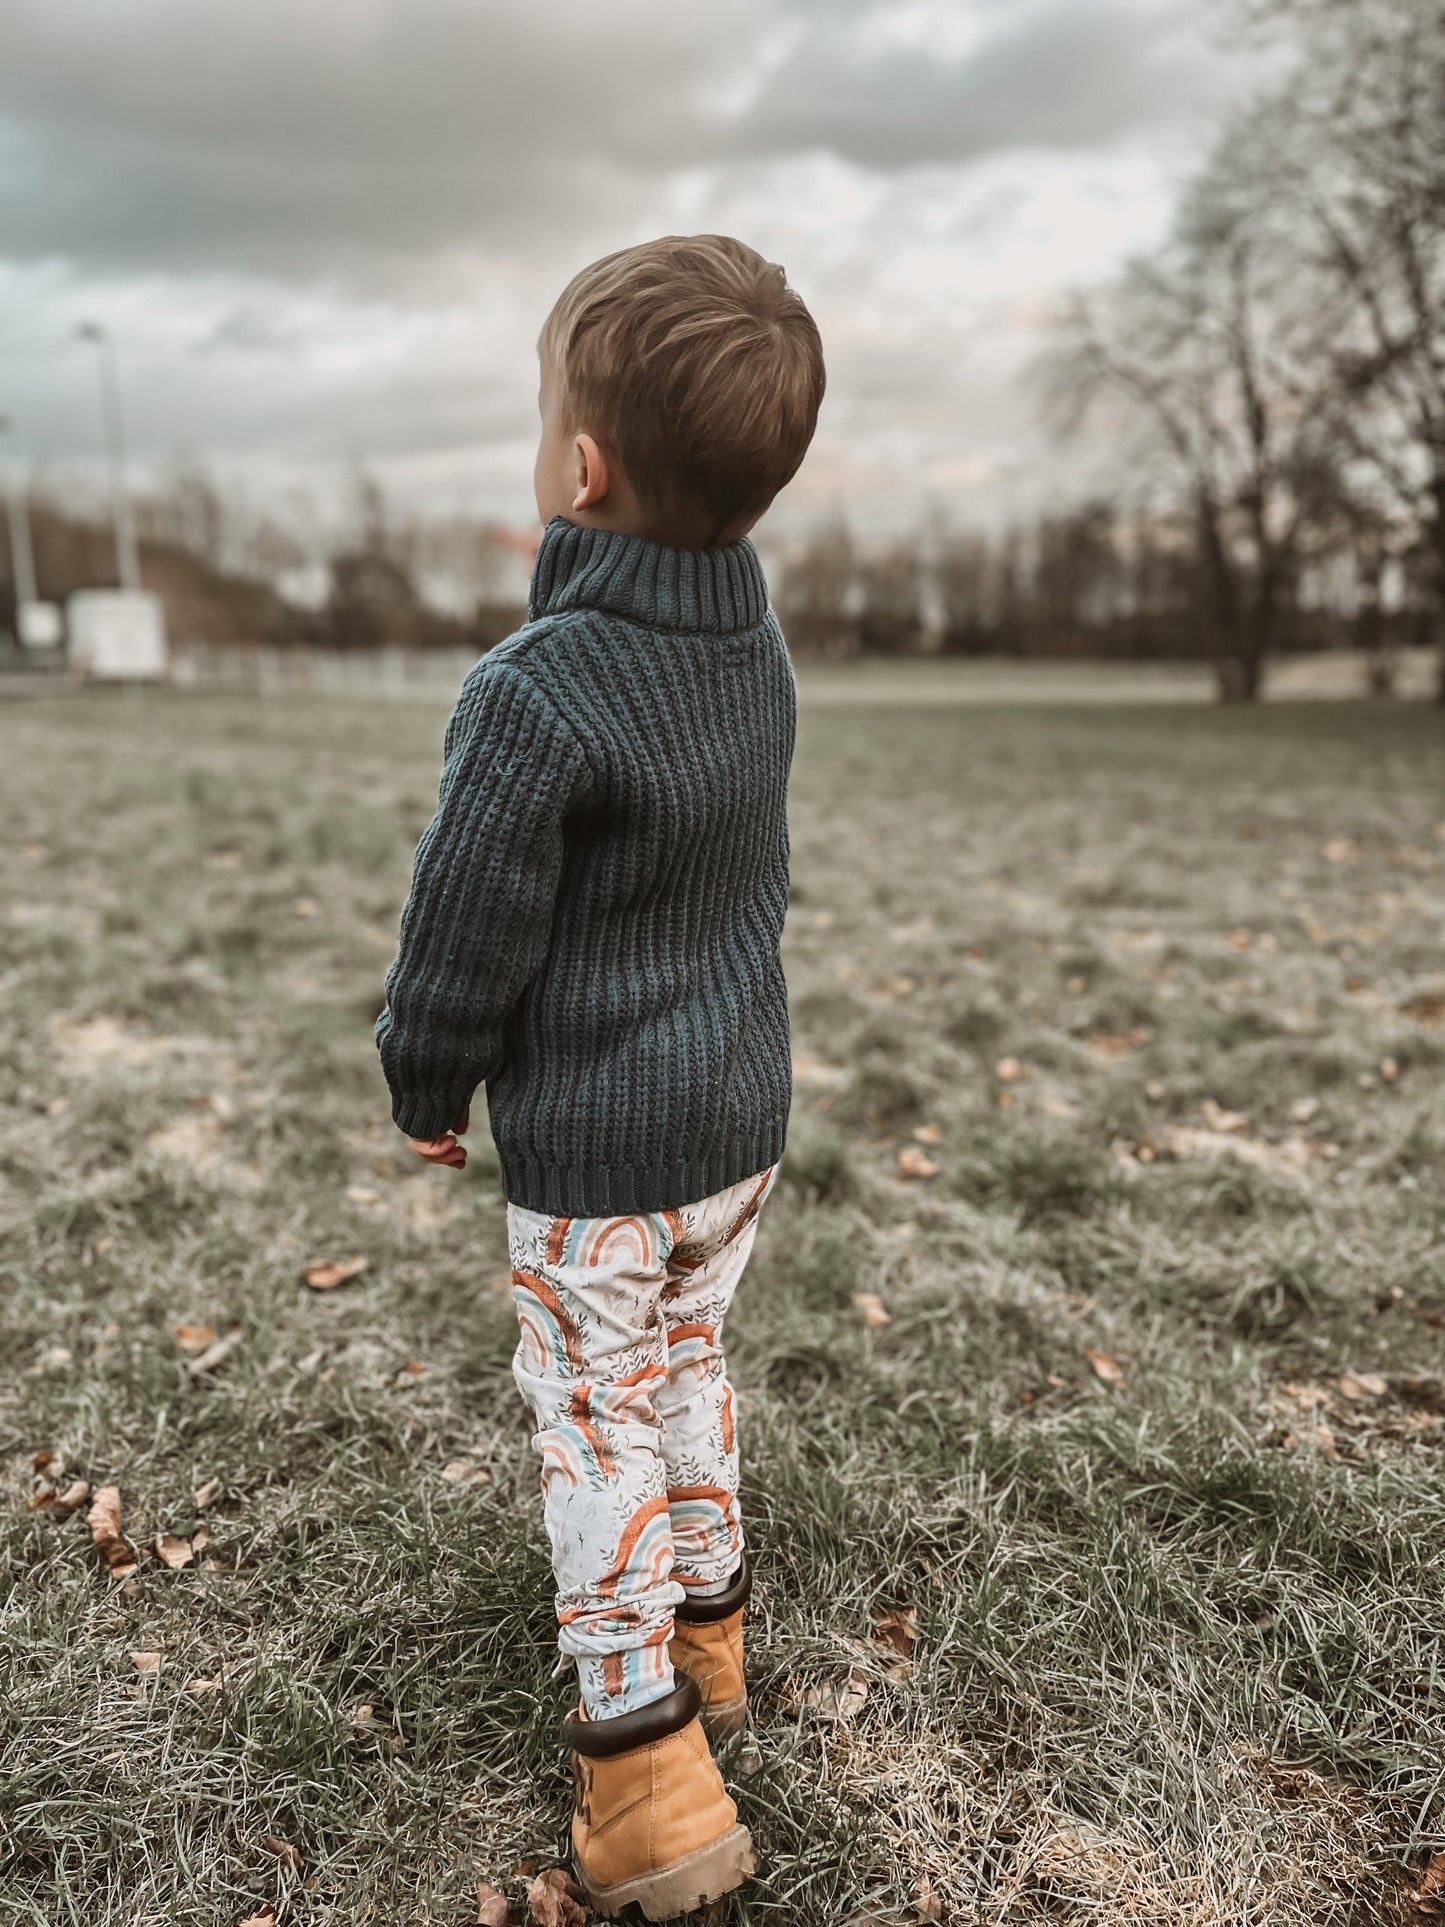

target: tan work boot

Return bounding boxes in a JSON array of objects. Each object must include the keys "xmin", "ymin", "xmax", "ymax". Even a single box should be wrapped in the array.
[
  {"xmin": 566, "ymin": 1673, "xmax": 754, "ymax": 1920},
  {"xmin": 670, "ymin": 1555, "xmax": 751, "ymax": 1740}
]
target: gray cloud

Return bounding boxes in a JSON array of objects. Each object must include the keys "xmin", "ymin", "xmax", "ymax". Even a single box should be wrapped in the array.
[
  {"xmin": 0, "ymin": 0, "xmax": 1261, "ymax": 522},
  {"xmin": 0, "ymin": 0, "xmax": 1238, "ymax": 284},
  {"xmin": 732, "ymin": 0, "xmax": 1238, "ymax": 169}
]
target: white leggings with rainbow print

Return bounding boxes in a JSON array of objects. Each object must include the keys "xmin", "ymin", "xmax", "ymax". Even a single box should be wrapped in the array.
[{"xmin": 507, "ymin": 1165, "xmax": 776, "ymax": 1720}]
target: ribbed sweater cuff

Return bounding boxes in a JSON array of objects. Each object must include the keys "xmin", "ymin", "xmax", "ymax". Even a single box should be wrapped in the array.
[{"xmin": 389, "ymin": 1087, "xmax": 475, "ymax": 1139}]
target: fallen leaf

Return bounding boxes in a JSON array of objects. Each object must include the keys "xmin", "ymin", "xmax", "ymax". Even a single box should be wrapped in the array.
[
  {"xmin": 526, "ymin": 1867, "xmax": 587, "ymax": 1927},
  {"xmin": 477, "ymin": 1885, "xmax": 510, "ymax": 1927},
  {"xmin": 804, "ymin": 1671, "xmax": 869, "ymax": 1721},
  {"xmin": 40, "ymin": 1479, "xmax": 92, "ymax": 1516},
  {"xmin": 87, "ymin": 1485, "xmax": 137, "ymax": 1579},
  {"xmin": 174, "ymin": 1323, "xmax": 217, "ymax": 1353},
  {"xmin": 915, "ymin": 1873, "xmax": 943, "ymax": 1921},
  {"xmin": 852, "ymin": 1292, "xmax": 892, "ymax": 1328},
  {"xmin": 873, "ymin": 1605, "xmax": 918, "ymax": 1658},
  {"xmin": 261, "ymin": 1835, "xmax": 304, "ymax": 1872},
  {"xmin": 1338, "ymin": 1373, "xmax": 1388, "ymax": 1400},
  {"xmin": 95, "ymin": 1234, "xmax": 115, "ymax": 1255},
  {"xmin": 194, "ymin": 1477, "xmax": 220, "ymax": 1510},
  {"xmin": 155, "ymin": 1533, "xmax": 196, "ymax": 1570},
  {"xmin": 896, "ymin": 1145, "xmax": 939, "ymax": 1180},
  {"xmin": 995, "ymin": 1056, "xmax": 1024, "ymax": 1083},
  {"xmin": 1084, "ymin": 1347, "xmax": 1124, "ymax": 1389},
  {"xmin": 131, "ymin": 1651, "xmax": 161, "ymax": 1678},
  {"xmin": 32, "ymin": 1448, "xmax": 55, "ymax": 1473},
  {"xmin": 302, "ymin": 1255, "xmax": 369, "ymax": 1292},
  {"xmin": 235, "ymin": 1910, "xmax": 277, "ymax": 1927},
  {"xmin": 441, "ymin": 1458, "xmax": 492, "ymax": 1487},
  {"xmin": 1087, "ymin": 1029, "xmax": 1150, "ymax": 1057},
  {"xmin": 1400, "ymin": 993, "xmax": 1444, "ymax": 1026},
  {"xmin": 912, "ymin": 1122, "xmax": 943, "ymax": 1145},
  {"xmin": 1421, "ymin": 1852, "xmax": 1445, "ymax": 1898},
  {"xmin": 187, "ymin": 1326, "xmax": 243, "ymax": 1377}
]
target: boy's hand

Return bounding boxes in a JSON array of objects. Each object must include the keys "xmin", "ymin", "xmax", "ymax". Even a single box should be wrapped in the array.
[{"xmin": 408, "ymin": 1107, "xmax": 469, "ymax": 1170}]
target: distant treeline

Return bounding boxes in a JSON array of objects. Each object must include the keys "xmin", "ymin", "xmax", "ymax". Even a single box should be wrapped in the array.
[
  {"xmin": 775, "ymin": 504, "xmax": 1435, "ymax": 691},
  {"xmin": 2, "ymin": 484, "xmax": 1436, "ymax": 697}
]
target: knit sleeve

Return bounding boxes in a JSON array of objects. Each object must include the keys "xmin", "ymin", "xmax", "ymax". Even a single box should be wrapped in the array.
[{"xmin": 376, "ymin": 660, "xmax": 594, "ymax": 1139}]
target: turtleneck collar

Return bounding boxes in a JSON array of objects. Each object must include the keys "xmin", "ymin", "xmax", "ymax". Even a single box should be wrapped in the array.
[{"xmin": 528, "ymin": 516, "xmax": 769, "ymax": 636}]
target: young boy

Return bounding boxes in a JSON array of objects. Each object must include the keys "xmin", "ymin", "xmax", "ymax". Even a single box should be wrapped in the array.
[{"xmin": 376, "ymin": 235, "xmax": 824, "ymax": 1919}]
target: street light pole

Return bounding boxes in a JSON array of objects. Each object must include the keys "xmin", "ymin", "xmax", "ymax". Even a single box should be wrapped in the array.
[
  {"xmin": 0, "ymin": 415, "xmax": 39, "ymax": 607},
  {"xmin": 77, "ymin": 322, "xmax": 142, "ymax": 591}
]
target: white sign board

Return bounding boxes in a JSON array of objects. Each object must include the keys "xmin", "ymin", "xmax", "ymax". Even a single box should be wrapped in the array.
[
  {"xmin": 17, "ymin": 600, "xmax": 64, "ymax": 649},
  {"xmin": 67, "ymin": 590, "xmax": 169, "ymax": 680}
]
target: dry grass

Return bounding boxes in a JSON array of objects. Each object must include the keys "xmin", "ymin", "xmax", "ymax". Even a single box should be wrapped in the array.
[{"xmin": 2, "ymin": 686, "xmax": 1443, "ymax": 1926}]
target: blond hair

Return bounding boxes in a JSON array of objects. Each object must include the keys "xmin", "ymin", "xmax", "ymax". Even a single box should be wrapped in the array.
[{"xmin": 541, "ymin": 234, "xmax": 825, "ymax": 537}]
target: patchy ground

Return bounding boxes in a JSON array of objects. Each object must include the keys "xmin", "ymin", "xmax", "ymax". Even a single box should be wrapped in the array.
[{"xmin": 2, "ymin": 687, "xmax": 1443, "ymax": 1926}]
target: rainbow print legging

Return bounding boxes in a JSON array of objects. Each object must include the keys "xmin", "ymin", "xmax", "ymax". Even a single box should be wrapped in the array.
[{"xmin": 507, "ymin": 1165, "xmax": 777, "ymax": 1720}]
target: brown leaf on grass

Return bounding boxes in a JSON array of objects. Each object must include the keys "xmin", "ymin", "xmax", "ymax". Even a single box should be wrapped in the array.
[
  {"xmin": 32, "ymin": 1448, "xmax": 55, "ymax": 1473},
  {"xmin": 235, "ymin": 1910, "xmax": 277, "ymax": 1927},
  {"xmin": 1420, "ymin": 1852, "xmax": 1445, "ymax": 1898},
  {"xmin": 1084, "ymin": 1347, "xmax": 1125, "ymax": 1389},
  {"xmin": 187, "ymin": 1326, "xmax": 243, "ymax": 1378},
  {"xmin": 873, "ymin": 1605, "xmax": 919, "ymax": 1659},
  {"xmin": 441, "ymin": 1458, "xmax": 492, "ymax": 1487},
  {"xmin": 87, "ymin": 1485, "xmax": 137, "ymax": 1578},
  {"xmin": 131, "ymin": 1651, "xmax": 161, "ymax": 1678},
  {"xmin": 476, "ymin": 1884, "xmax": 511, "ymax": 1927},
  {"xmin": 32, "ymin": 1477, "xmax": 92, "ymax": 1515},
  {"xmin": 302, "ymin": 1254, "xmax": 369, "ymax": 1292},
  {"xmin": 915, "ymin": 1873, "xmax": 944, "ymax": 1921},
  {"xmin": 804, "ymin": 1671, "xmax": 869, "ymax": 1721},
  {"xmin": 912, "ymin": 1122, "xmax": 943, "ymax": 1145},
  {"xmin": 852, "ymin": 1292, "xmax": 892, "ymax": 1328},
  {"xmin": 1338, "ymin": 1373, "xmax": 1388, "ymax": 1400},
  {"xmin": 261, "ymin": 1835, "xmax": 304, "ymax": 1872},
  {"xmin": 896, "ymin": 1145, "xmax": 939, "ymax": 1180},
  {"xmin": 1401, "ymin": 993, "xmax": 1445, "ymax": 1026},
  {"xmin": 194, "ymin": 1477, "xmax": 220, "ymax": 1510},
  {"xmin": 155, "ymin": 1533, "xmax": 196, "ymax": 1570},
  {"xmin": 526, "ymin": 1867, "xmax": 587, "ymax": 1926},
  {"xmin": 1282, "ymin": 1423, "xmax": 1342, "ymax": 1462},
  {"xmin": 1087, "ymin": 1029, "xmax": 1151, "ymax": 1058},
  {"xmin": 174, "ymin": 1324, "xmax": 217, "ymax": 1353}
]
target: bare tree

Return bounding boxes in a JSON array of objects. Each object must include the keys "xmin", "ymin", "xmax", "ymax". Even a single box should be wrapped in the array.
[
  {"xmin": 1236, "ymin": 0, "xmax": 1445, "ymax": 695},
  {"xmin": 1046, "ymin": 190, "xmax": 1335, "ymax": 699}
]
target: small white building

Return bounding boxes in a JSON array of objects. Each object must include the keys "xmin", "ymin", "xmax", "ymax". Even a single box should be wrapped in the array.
[{"xmin": 67, "ymin": 590, "xmax": 169, "ymax": 680}]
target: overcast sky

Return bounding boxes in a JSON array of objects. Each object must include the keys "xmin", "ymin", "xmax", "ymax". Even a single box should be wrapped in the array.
[{"xmin": 0, "ymin": 0, "xmax": 1261, "ymax": 538}]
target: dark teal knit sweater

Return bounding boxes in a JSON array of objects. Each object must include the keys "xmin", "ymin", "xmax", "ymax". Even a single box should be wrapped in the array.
[{"xmin": 377, "ymin": 515, "xmax": 795, "ymax": 1216}]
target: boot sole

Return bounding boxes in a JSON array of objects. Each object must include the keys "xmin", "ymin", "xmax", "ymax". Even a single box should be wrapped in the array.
[{"xmin": 579, "ymin": 1823, "xmax": 755, "ymax": 1920}]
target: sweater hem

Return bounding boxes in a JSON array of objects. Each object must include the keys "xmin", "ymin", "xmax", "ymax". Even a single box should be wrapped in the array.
[{"xmin": 497, "ymin": 1116, "xmax": 789, "ymax": 1217}]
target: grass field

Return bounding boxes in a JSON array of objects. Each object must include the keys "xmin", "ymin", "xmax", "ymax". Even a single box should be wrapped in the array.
[{"xmin": 3, "ymin": 687, "xmax": 1443, "ymax": 1927}]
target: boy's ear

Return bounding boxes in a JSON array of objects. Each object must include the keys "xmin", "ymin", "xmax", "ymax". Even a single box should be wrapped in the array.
[{"xmin": 571, "ymin": 432, "xmax": 611, "ymax": 513}]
